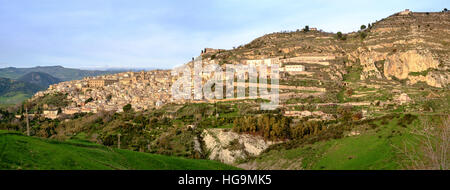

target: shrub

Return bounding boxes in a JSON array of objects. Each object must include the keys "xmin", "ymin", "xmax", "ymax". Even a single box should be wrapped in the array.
[
  {"xmin": 337, "ymin": 32, "xmax": 343, "ymax": 39},
  {"xmin": 123, "ymin": 104, "xmax": 132, "ymax": 112},
  {"xmin": 336, "ymin": 32, "xmax": 347, "ymax": 40},
  {"xmin": 85, "ymin": 97, "xmax": 93, "ymax": 104},
  {"xmin": 359, "ymin": 32, "xmax": 367, "ymax": 40}
]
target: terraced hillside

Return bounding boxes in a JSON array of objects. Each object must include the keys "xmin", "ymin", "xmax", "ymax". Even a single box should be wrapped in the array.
[
  {"xmin": 354, "ymin": 11, "xmax": 450, "ymax": 87},
  {"xmin": 196, "ymin": 10, "xmax": 450, "ymax": 120}
]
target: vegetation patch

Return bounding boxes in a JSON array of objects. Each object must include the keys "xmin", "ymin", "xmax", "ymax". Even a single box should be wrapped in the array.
[{"xmin": 0, "ymin": 130, "xmax": 238, "ymax": 170}]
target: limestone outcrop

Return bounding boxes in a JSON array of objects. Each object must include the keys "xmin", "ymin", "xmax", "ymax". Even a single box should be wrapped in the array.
[
  {"xmin": 352, "ymin": 47, "xmax": 387, "ymax": 80},
  {"xmin": 407, "ymin": 72, "xmax": 450, "ymax": 88},
  {"xmin": 384, "ymin": 50, "xmax": 439, "ymax": 80},
  {"xmin": 201, "ymin": 128, "xmax": 277, "ymax": 164},
  {"xmin": 355, "ymin": 48, "xmax": 448, "ymax": 88}
]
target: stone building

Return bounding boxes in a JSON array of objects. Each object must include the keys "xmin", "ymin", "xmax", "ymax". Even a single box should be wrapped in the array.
[
  {"xmin": 399, "ymin": 9, "xmax": 411, "ymax": 15},
  {"xmin": 88, "ymin": 79, "xmax": 118, "ymax": 88},
  {"xmin": 201, "ymin": 48, "xmax": 224, "ymax": 55},
  {"xmin": 43, "ymin": 110, "xmax": 59, "ymax": 119}
]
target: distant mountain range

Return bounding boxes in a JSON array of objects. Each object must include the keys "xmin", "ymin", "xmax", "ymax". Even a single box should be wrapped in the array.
[
  {"xmin": 0, "ymin": 66, "xmax": 126, "ymax": 104},
  {"xmin": 18, "ymin": 72, "xmax": 62, "ymax": 89},
  {"xmin": 0, "ymin": 77, "xmax": 42, "ymax": 96},
  {"xmin": 0, "ymin": 77, "xmax": 43, "ymax": 105},
  {"xmin": 0, "ymin": 66, "xmax": 122, "ymax": 81}
]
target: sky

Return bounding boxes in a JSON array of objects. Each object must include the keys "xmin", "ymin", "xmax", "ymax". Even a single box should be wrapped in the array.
[{"xmin": 0, "ymin": 0, "xmax": 447, "ymax": 70}]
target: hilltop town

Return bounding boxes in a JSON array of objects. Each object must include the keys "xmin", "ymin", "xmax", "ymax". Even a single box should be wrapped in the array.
[
  {"xmin": 31, "ymin": 56, "xmax": 317, "ymax": 116},
  {"xmin": 32, "ymin": 70, "xmax": 174, "ymax": 117},
  {"xmin": 32, "ymin": 9, "xmax": 449, "ymax": 121}
]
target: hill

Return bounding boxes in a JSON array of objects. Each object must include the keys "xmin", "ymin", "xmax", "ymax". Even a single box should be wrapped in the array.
[
  {"xmin": 238, "ymin": 114, "xmax": 419, "ymax": 169},
  {"xmin": 202, "ymin": 10, "xmax": 449, "ymax": 88},
  {"xmin": 18, "ymin": 72, "xmax": 62, "ymax": 89},
  {"xmin": 0, "ymin": 130, "xmax": 238, "ymax": 170},
  {"xmin": 0, "ymin": 66, "xmax": 121, "ymax": 81},
  {"xmin": 0, "ymin": 77, "xmax": 44, "ymax": 104},
  {"xmin": 0, "ymin": 66, "xmax": 120, "ymax": 105}
]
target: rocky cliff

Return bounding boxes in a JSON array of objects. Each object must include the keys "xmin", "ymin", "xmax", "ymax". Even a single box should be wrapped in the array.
[
  {"xmin": 201, "ymin": 128, "xmax": 278, "ymax": 164},
  {"xmin": 355, "ymin": 11, "xmax": 450, "ymax": 87}
]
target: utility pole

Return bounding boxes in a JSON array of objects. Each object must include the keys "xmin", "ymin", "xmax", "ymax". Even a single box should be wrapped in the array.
[
  {"xmin": 25, "ymin": 107, "xmax": 30, "ymax": 136},
  {"xmin": 117, "ymin": 133, "xmax": 121, "ymax": 149}
]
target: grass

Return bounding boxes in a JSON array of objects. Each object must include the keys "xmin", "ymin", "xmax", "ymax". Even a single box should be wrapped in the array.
[
  {"xmin": 408, "ymin": 69, "xmax": 431, "ymax": 76},
  {"xmin": 217, "ymin": 123, "xmax": 234, "ymax": 129},
  {"xmin": 249, "ymin": 114, "xmax": 421, "ymax": 170},
  {"xmin": 311, "ymin": 131, "xmax": 399, "ymax": 169},
  {"xmin": 0, "ymin": 92, "xmax": 30, "ymax": 105},
  {"xmin": 0, "ymin": 130, "xmax": 239, "ymax": 170},
  {"xmin": 343, "ymin": 66, "xmax": 362, "ymax": 83}
]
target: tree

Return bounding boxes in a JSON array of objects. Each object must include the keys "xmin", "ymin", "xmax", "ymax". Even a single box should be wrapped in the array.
[
  {"xmin": 346, "ymin": 88, "xmax": 354, "ymax": 96},
  {"xmin": 337, "ymin": 106, "xmax": 353, "ymax": 122},
  {"xmin": 395, "ymin": 116, "xmax": 449, "ymax": 170},
  {"xmin": 85, "ymin": 97, "xmax": 94, "ymax": 104},
  {"xmin": 360, "ymin": 25, "xmax": 366, "ymax": 30},
  {"xmin": 337, "ymin": 32, "xmax": 343, "ymax": 40},
  {"xmin": 123, "ymin": 104, "xmax": 132, "ymax": 112},
  {"xmin": 303, "ymin": 25, "xmax": 309, "ymax": 32},
  {"xmin": 352, "ymin": 112, "xmax": 363, "ymax": 121}
]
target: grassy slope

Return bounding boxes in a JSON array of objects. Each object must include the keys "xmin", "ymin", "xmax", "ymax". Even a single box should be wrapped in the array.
[
  {"xmin": 0, "ymin": 130, "xmax": 238, "ymax": 170},
  {"xmin": 247, "ymin": 115, "xmax": 420, "ymax": 170},
  {"xmin": 0, "ymin": 92, "xmax": 30, "ymax": 105}
]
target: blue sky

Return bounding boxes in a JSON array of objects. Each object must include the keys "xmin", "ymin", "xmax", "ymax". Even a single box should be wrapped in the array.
[{"xmin": 0, "ymin": 0, "xmax": 447, "ymax": 69}]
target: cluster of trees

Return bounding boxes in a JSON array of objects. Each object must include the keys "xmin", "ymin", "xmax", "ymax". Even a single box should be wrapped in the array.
[
  {"xmin": 337, "ymin": 28, "xmax": 368, "ymax": 41},
  {"xmin": 233, "ymin": 105, "xmax": 367, "ymax": 141},
  {"xmin": 337, "ymin": 106, "xmax": 363, "ymax": 122},
  {"xmin": 232, "ymin": 114, "xmax": 329, "ymax": 141},
  {"xmin": 289, "ymin": 120, "xmax": 326, "ymax": 139},
  {"xmin": 233, "ymin": 114, "xmax": 290, "ymax": 141}
]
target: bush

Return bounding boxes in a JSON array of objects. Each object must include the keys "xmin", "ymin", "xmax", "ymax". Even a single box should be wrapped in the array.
[
  {"xmin": 352, "ymin": 112, "xmax": 363, "ymax": 121},
  {"xmin": 123, "ymin": 104, "xmax": 132, "ymax": 112},
  {"xmin": 85, "ymin": 97, "xmax": 93, "ymax": 104},
  {"xmin": 336, "ymin": 32, "xmax": 347, "ymax": 40},
  {"xmin": 359, "ymin": 32, "xmax": 367, "ymax": 40},
  {"xmin": 337, "ymin": 32, "xmax": 342, "ymax": 39}
]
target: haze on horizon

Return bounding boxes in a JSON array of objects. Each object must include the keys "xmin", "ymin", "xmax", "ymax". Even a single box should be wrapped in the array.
[{"xmin": 0, "ymin": 0, "xmax": 446, "ymax": 70}]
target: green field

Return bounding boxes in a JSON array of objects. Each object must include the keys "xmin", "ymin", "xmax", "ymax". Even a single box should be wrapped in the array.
[
  {"xmin": 244, "ymin": 114, "xmax": 425, "ymax": 170},
  {"xmin": 0, "ymin": 130, "xmax": 238, "ymax": 170}
]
